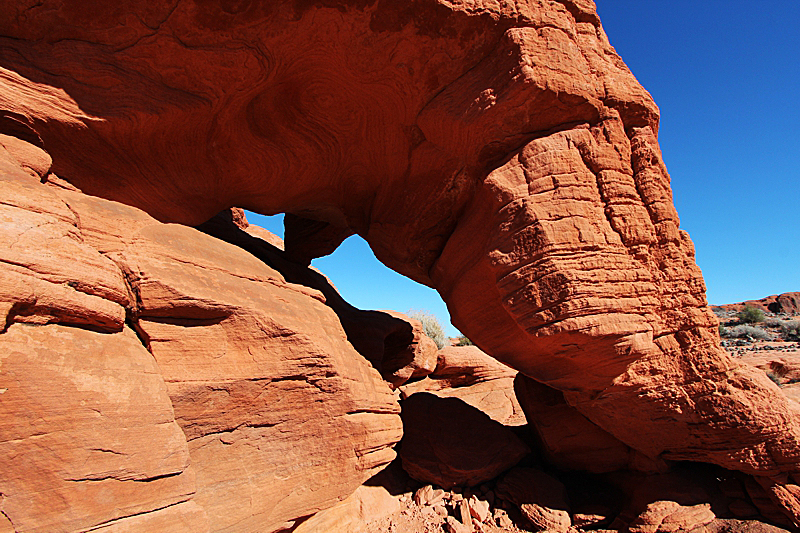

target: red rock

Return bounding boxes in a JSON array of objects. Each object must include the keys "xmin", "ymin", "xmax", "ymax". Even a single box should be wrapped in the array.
[
  {"xmin": 399, "ymin": 392, "xmax": 529, "ymax": 489},
  {"xmin": 514, "ymin": 374, "xmax": 636, "ymax": 473},
  {"xmin": 380, "ymin": 310, "xmax": 439, "ymax": 386},
  {"xmin": 494, "ymin": 467, "xmax": 572, "ymax": 532},
  {"xmin": 3, "ymin": 0, "xmax": 800, "ymax": 527},
  {"xmin": 628, "ymin": 501, "xmax": 715, "ymax": 533},
  {"xmin": 401, "ymin": 345, "xmax": 525, "ymax": 426},
  {"xmin": 467, "ymin": 496, "xmax": 491, "ymax": 523},
  {"xmin": 717, "ymin": 293, "xmax": 800, "ymax": 315},
  {"xmin": 0, "ymin": 163, "xmax": 401, "ymax": 531},
  {"xmin": 0, "ymin": 324, "xmax": 203, "ymax": 533}
]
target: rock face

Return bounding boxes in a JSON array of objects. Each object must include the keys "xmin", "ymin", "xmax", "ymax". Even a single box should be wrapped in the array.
[
  {"xmin": 3, "ymin": 0, "xmax": 800, "ymax": 527},
  {"xmin": 401, "ymin": 345, "xmax": 526, "ymax": 426},
  {"xmin": 717, "ymin": 293, "xmax": 800, "ymax": 315},
  {"xmin": 0, "ymin": 151, "xmax": 401, "ymax": 532},
  {"xmin": 514, "ymin": 374, "xmax": 638, "ymax": 473},
  {"xmin": 494, "ymin": 467, "xmax": 572, "ymax": 532},
  {"xmin": 398, "ymin": 392, "xmax": 529, "ymax": 489}
]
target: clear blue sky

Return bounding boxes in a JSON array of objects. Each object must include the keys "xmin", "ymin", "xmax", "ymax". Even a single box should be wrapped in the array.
[{"xmin": 248, "ymin": 0, "xmax": 799, "ymax": 335}]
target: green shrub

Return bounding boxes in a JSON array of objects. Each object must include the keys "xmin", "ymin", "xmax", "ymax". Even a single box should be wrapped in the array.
[
  {"xmin": 456, "ymin": 335, "xmax": 473, "ymax": 346},
  {"xmin": 408, "ymin": 310, "xmax": 447, "ymax": 350},
  {"xmin": 736, "ymin": 305, "xmax": 765, "ymax": 324}
]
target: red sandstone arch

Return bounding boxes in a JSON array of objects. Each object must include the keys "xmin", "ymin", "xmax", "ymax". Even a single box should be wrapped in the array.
[{"xmin": 2, "ymin": 0, "xmax": 800, "ymax": 524}]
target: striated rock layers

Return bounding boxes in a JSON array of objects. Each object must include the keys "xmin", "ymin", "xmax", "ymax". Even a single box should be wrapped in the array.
[
  {"xmin": 2, "ymin": 0, "xmax": 800, "ymax": 528},
  {"xmin": 0, "ymin": 147, "xmax": 401, "ymax": 532}
]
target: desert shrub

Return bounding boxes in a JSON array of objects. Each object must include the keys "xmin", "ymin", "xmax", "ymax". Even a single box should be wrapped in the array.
[
  {"xmin": 781, "ymin": 320, "xmax": 800, "ymax": 340},
  {"xmin": 408, "ymin": 310, "xmax": 447, "ymax": 349},
  {"xmin": 719, "ymin": 324, "xmax": 729, "ymax": 338},
  {"xmin": 727, "ymin": 325, "xmax": 773, "ymax": 340},
  {"xmin": 737, "ymin": 305, "xmax": 765, "ymax": 324},
  {"xmin": 764, "ymin": 317, "xmax": 783, "ymax": 327},
  {"xmin": 455, "ymin": 335, "xmax": 473, "ymax": 346}
]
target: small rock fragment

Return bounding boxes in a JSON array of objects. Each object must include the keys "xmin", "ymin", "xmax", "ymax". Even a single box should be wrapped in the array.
[{"xmin": 468, "ymin": 496, "xmax": 491, "ymax": 523}]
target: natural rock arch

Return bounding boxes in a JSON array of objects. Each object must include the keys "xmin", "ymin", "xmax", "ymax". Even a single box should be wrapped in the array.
[{"xmin": 2, "ymin": 0, "xmax": 800, "ymax": 526}]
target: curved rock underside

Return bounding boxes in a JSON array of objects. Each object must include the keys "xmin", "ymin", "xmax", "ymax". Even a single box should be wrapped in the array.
[{"xmin": 1, "ymin": 0, "xmax": 800, "ymax": 530}]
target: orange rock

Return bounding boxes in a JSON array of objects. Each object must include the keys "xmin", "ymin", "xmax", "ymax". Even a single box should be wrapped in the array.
[
  {"xmin": 628, "ymin": 501, "xmax": 715, "ymax": 533},
  {"xmin": 401, "ymin": 345, "xmax": 525, "ymax": 426},
  {"xmin": 514, "ymin": 374, "xmax": 664, "ymax": 473},
  {"xmin": 0, "ymin": 324, "xmax": 203, "ymax": 533},
  {"xmin": 0, "ymin": 161, "xmax": 401, "ymax": 531},
  {"xmin": 718, "ymin": 293, "xmax": 800, "ymax": 315},
  {"xmin": 3, "ymin": 0, "xmax": 800, "ymax": 527}
]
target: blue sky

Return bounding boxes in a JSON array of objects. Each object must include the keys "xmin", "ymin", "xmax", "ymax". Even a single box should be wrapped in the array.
[{"xmin": 248, "ymin": 0, "xmax": 799, "ymax": 335}]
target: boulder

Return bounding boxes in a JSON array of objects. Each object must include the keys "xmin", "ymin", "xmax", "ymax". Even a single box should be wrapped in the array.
[
  {"xmin": 0, "ymin": 161, "xmax": 402, "ymax": 532},
  {"xmin": 628, "ymin": 501, "xmax": 715, "ymax": 533},
  {"xmin": 399, "ymin": 393, "xmax": 529, "ymax": 489},
  {"xmin": 0, "ymin": 324, "xmax": 204, "ymax": 533},
  {"xmin": 494, "ymin": 467, "xmax": 572, "ymax": 532},
  {"xmin": 379, "ymin": 310, "xmax": 439, "ymax": 387},
  {"xmin": 401, "ymin": 345, "xmax": 525, "ymax": 426},
  {"xmin": 514, "ymin": 374, "xmax": 654, "ymax": 473}
]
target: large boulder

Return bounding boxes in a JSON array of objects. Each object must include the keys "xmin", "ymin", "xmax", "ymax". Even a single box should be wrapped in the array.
[
  {"xmin": 0, "ymin": 153, "xmax": 402, "ymax": 532},
  {"xmin": 514, "ymin": 374, "xmax": 665, "ymax": 473},
  {"xmin": 401, "ymin": 345, "xmax": 526, "ymax": 426},
  {"xmin": 494, "ymin": 467, "xmax": 572, "ymax": 532}
]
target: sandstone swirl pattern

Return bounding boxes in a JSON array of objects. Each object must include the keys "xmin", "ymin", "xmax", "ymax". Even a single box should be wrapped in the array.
[{"xmin": 1, "ymin": 0, "xmax": 800, "ymax": 529}]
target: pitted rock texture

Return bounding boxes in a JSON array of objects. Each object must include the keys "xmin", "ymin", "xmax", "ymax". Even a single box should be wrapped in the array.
[
  {"xmin": 2, "ymin": 0, "xmax": 800, "ymax": 527},
  {"xmin": 0, "ymin": 153, "xmax": 401, "ymax": 532}
]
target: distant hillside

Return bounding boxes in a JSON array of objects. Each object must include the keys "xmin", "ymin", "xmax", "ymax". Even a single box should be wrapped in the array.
[{"xmin": 715, "ymin": 292, "xmax": 800, "ymax": 315}]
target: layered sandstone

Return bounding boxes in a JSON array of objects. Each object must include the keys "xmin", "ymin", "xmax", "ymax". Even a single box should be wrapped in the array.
[
  {"xmin": 401, "ymin": 345, "xmax": 525, "ymax": 426},
  {"xmin": 0, "ymin": 149, "xmax": 401, "ymax": 532},
  {"xmin": 2, "ymin": 0, "xmax": 800, "ymax": 528}
]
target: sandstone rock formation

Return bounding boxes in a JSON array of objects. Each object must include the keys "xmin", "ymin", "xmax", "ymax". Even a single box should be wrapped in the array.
[
  {"xmin": 514, "ymin": 374, "xmax": 645, "ymax": 473},
  {"xmin": 718, "ymin": 293, "xmax": 800, "ymax": 315},
  {"xmin": 401, "ymin": 345, "xmax": 526, "ymax": 426},
  {"xmin": 3, "ymin": 0, "xmax": 800, "ymax": 528},
  {"xmin": 494, "ymin": 467, "xmax": 572, "ymax": 532},
  {"xmin": 628, "ymin": 501, "xmax": 716, "ymax": 533},
  {"xmin": 398, "ymin": 392, "xmax": 529, "ymax": 489},
  {"xmin": 0, "ymin": 153, "xmax": 402, "ymax": 531}
]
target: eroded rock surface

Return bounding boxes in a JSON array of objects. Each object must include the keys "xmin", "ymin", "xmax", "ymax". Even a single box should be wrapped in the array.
[
  {"xmin": 0, "ymin": 154, "xmax": 401, "ymax": 532},
  {"xmin": 401, "ymin": 345, "xmax": 525, "ymax": 426},
  {"xmin": 2, "ymin": 0, "xmax": 800, "ymax": 527}
]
